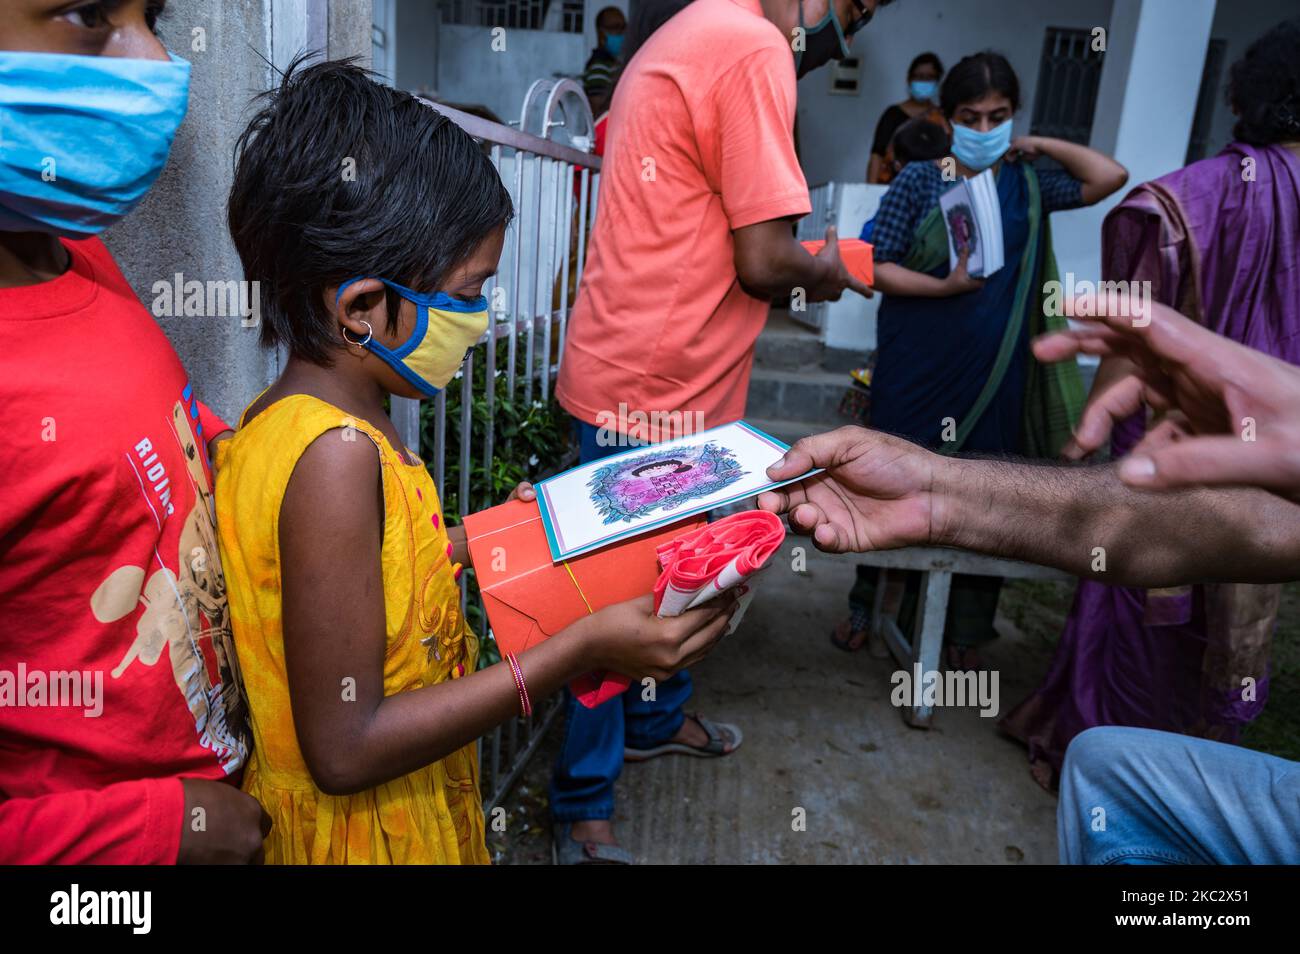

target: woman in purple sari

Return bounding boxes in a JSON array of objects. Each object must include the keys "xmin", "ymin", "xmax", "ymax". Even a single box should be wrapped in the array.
[{"xmin": 1003, "ymin": 17, "xmax": 1300, "ymax": 789}]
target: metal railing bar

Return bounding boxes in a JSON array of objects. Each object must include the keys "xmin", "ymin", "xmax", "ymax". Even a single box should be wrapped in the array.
[
  {"xmin": 576, "ymin": 167, "xmax": 591, "ymax": 285},
  {"xmin": 458, "ymin": 351, "xmax": 473, "ymax": 568},
  {"xmin": 558, "ymin": 160, "xmax": 574, "ymax": 363},
  {"xmin": 485, "ymin": 144, "xmax": 502, "ymax": 511},
  {"xmin": 483, "ymin": 697, "xmax": 562, "ymax": 814},
  {"xmin": 508, "ymin": 147, "xmax": 524, "ymax": 395},
  {"xmin": 540, "ymin": 159, "xmax": 561, "ymax": 402},
  {"xmin": 418, "ymin": 98, "xmax": 600, "ymax": 168},
  {"xmin": 433, "ymin": 389, "xmax": 447, "ymax": 495},
  {"xmin": 525, "ymin": 154, "xmax": 547, "ymax": 405}
]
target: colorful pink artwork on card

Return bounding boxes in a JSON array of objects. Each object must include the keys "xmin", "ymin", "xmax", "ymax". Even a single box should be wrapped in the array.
[
  {"xmin": 587, "ymin": 441, "xmax": 747, "ymax": 524},
  {"xmin": 946, "ymin": 203, "xmax": 977, "ymax": 256}
]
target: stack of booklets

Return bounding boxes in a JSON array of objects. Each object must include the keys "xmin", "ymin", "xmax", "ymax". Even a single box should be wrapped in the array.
[{"xmin": 939, "ymin": 169, "xmax": 1004, "ymax": 278}]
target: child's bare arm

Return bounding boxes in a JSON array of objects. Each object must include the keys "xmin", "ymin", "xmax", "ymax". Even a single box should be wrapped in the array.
[{"xmin": 279, "ymin": 436, "xmax": 734, "ymax": 795}]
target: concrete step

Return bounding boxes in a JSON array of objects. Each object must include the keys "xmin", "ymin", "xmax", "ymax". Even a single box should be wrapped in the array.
[
  {"xmin": 746, "ymin": 416, "xmax": 827, "ymax": 447},
  {"xmin": 754, "ymin": 310, "xmax": 825, "ymax": 372},
  {"xmin": 753, "ymin": 330, "xmax": 824, "ymax": 372},
  {"xmin": 745, "ymin": 366, "xmax": 851, "ymax": 425}
]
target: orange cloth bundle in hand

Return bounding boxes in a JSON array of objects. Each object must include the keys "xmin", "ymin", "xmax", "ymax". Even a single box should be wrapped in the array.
[{"xmin": 653, "ymin": 510, "xmax": 786, "ymax": 633}]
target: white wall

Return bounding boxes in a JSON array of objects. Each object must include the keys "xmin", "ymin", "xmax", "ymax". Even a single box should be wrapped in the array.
[
  {"xmin": 1202, "ymin": 0, "xmax": 1298, "ymax": 157},
  {"xmin": 393, "ymin": 0, "xmax": 442, "ymax": 92},
  {"xmin": 796, "ymin": 0, "xmax": 1116, "ymax": 186},
  {"xmin": 390, "ymin": 0, "xmax": 627, "ymax": 121},
  {"xmin": 435, "ymin": 24, "xmax": 588, "ymax": 119}
]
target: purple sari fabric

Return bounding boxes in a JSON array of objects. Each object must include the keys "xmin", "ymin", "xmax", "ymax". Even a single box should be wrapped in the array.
[{"xmin": 1001, "ymin": 143, "xmax": 1300, "ymax": 788}]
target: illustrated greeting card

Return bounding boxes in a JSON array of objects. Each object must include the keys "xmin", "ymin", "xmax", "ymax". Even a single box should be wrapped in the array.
[{"xmin": 535, "ymin": 420, "xmax": 817, "ymax": 561}]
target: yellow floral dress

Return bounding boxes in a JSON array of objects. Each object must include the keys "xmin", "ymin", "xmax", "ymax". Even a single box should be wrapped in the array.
[{"xmin": 214, "ymin": 394, "xmax": 489, "ymax": 864}]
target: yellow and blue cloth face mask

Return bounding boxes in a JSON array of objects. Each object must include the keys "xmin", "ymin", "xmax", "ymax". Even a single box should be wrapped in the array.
[{"xmin": 336, "ymin": 277, "xmax": 489, "ymax": 398}]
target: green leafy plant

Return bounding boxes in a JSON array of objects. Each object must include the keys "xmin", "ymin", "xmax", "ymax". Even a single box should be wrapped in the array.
[{"xmin": 422, "ymin": 336, "xmax": 572, "ymax": 519}]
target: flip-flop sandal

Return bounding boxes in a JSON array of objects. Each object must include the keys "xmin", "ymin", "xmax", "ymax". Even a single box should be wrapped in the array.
[
  {"xmin": 623, "ymin": 713, "xmax": 743, "ymax": 762},
  {"xmin": 551, "ymin": 823, "xmax": 635, "ymax": 865},
  {"xmin": 830, "ymin": 604, "xmax": 873, "ymax": 652}
]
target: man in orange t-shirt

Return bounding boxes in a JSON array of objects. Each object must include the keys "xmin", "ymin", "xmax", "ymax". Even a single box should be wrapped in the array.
[{"xmin": 551, "ymin": 0, "xmax": 881, "ymax": 863}]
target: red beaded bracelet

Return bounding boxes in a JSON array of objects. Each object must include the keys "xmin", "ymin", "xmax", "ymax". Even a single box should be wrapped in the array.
[{"xmin": 506, "ymin": 652, "xmax": 532, "ymax": 718}]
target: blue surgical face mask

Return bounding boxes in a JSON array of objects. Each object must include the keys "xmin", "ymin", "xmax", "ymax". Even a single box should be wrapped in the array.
[
  {"xmin": 909, "ymin": 80, "xmax": 938, "ymax": 102},
  {"xmin": 605, "ymin": 33, "xmax": 624, "ymax": 58},
  {"xmin": 337, "ymin": 278, "xmax": 489, "ymax": 398},
  {"xmin": 0, "ymin": 50, "xmax": 191, "ymax": 239},
  {"xmin": 950, "ymin": 119, "xmax": 1013, "ymax": 172}
]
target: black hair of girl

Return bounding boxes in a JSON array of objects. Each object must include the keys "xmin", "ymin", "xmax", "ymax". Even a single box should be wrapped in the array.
[
  {"xmin": 908, "ymin": 52, "xmax": 944, "ymax": 79},
  {"xmin": 227, "ymin": 55, "xmax": 514, "ymax": 366},
  {"xmin": 1227, "ymin": 17, "xmax": 1300, "ymax": 146},
  {"xmin": 631, "ymin": 460, "xmax": 691, "ymax": 476},
  {"xmin": 939, "ymin": 51, "xmax": 1020, "ymax": 120}
]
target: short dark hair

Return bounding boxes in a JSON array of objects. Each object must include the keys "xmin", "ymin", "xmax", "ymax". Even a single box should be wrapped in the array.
[
  {"xmin": 596, "ymin": 5, "xmax": 625, "ymax": 30},
  {"xmin": 908, "ymin": 52, "xmax": 944, "ymax": 78},
  {"xmin": 1228, "ymin": 17, "xmax": 1300, "ymax": 146},
  {"xmin": 939, "ymin": 51, "xmax": 1020, "ymax": 119},
  {"xmin": 892, "ymin": 117, "xmax": 951, "ymax": 164},
  {"xmin": 228, "ymin": 56, "xmax": 513, "ymax": 365}
]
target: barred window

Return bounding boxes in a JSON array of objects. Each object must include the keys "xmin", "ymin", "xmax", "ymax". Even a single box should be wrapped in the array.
[
  {"xmin": 1029, "ymin": 27, "xmax": 1104, "ymax": 145},
  {"xmin": 439, "ymin": 0, "xmax": 585, "ymax": 33}
]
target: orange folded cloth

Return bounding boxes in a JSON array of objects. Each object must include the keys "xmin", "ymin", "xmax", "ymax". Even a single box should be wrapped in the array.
[
  {"xmin": 653, "ymin": 510, "xmax": 785, "ymax": 632},
  {"xmin": 462, "ymin": 498, "xmax": 704, "ymax": 708},
  {"xmin": 800, "ymin": 237, "xmax": 874, "ymax": 286}
]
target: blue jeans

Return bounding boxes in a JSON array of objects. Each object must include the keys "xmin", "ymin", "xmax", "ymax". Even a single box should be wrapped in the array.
[
  {"xmin": 1058, "ymin": 726, "xmax": 1300, "ymax": 864},
  {"xmin": 549, "ymin": 419, "xmax": 694, "ymax": 822}
]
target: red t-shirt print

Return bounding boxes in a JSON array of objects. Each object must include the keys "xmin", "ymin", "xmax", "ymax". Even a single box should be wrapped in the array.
[{"xmin": 0, "ymin": 237, "xmax": 250, "ymax": 864}]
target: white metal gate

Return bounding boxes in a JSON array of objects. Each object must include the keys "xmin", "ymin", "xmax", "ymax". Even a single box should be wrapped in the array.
[{"xmin": 392, "ymin": 91, "xmax": 600, "ymax": 812}]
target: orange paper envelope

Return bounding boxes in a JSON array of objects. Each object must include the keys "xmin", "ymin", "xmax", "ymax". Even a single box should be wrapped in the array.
[
  {"xmin": 463, "ymin": 498, "xmax": 705, "ymax": 705},
  {"xmin": 801, "ymin": 237, "xmax": 874, "ymax": 286}
]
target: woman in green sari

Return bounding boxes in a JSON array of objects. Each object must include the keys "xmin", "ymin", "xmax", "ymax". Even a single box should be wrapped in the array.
[{"xmin": 833, "ymin": 52, "xmax": 1128, "ymax": 664}]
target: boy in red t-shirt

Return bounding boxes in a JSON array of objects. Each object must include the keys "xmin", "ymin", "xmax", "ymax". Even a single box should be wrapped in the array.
[{"xmin": 0, "ymin": 0, "xmax": 265, "ymax": 863}]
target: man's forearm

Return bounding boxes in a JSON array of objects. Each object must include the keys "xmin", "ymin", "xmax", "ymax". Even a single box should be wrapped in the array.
[
  {"xmin": 931, "ymin": 456, "xmax": 1300, "ymax": 586},
  {"xmin": 742, "ymin": 242, "xmax": 835, "ymax": 300}
]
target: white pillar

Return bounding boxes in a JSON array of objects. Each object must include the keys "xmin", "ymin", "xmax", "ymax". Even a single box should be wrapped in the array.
[{"xmin": 1052, "ymin": 0, "xmax": 1217, "ymax": 285}]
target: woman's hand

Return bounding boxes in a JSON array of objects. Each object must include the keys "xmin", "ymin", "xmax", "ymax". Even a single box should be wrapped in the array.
[
  {"xmin": 940, "ymin": 248, "xmax": 985, "ymax": 296},
  {"xmin": 1007, "ymin": 135, "xmax": 1042, "ymax": 161},
  {"xmin": 506, "ymin": 481, "xmax": 536, "ymax": 503},
  {"xmin": 583, "ymin": 592, "xmax": 739, "ymax": 682}
]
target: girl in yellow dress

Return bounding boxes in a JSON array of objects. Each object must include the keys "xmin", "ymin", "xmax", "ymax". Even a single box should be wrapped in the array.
[{"xmin": 216, "ymin": 59, "xmax": 735, "ymax": 864}]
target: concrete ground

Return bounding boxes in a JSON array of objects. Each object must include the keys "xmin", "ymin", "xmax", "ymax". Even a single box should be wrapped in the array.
[{"xmin": 490, "ymin": 540, "xmax": 1071, "ymax": 865}]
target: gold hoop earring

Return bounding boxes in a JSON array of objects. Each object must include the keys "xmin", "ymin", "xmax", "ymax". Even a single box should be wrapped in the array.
[{"xmin": 341, "ymin": 320, "xmax": 373, "ymax": 348}]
